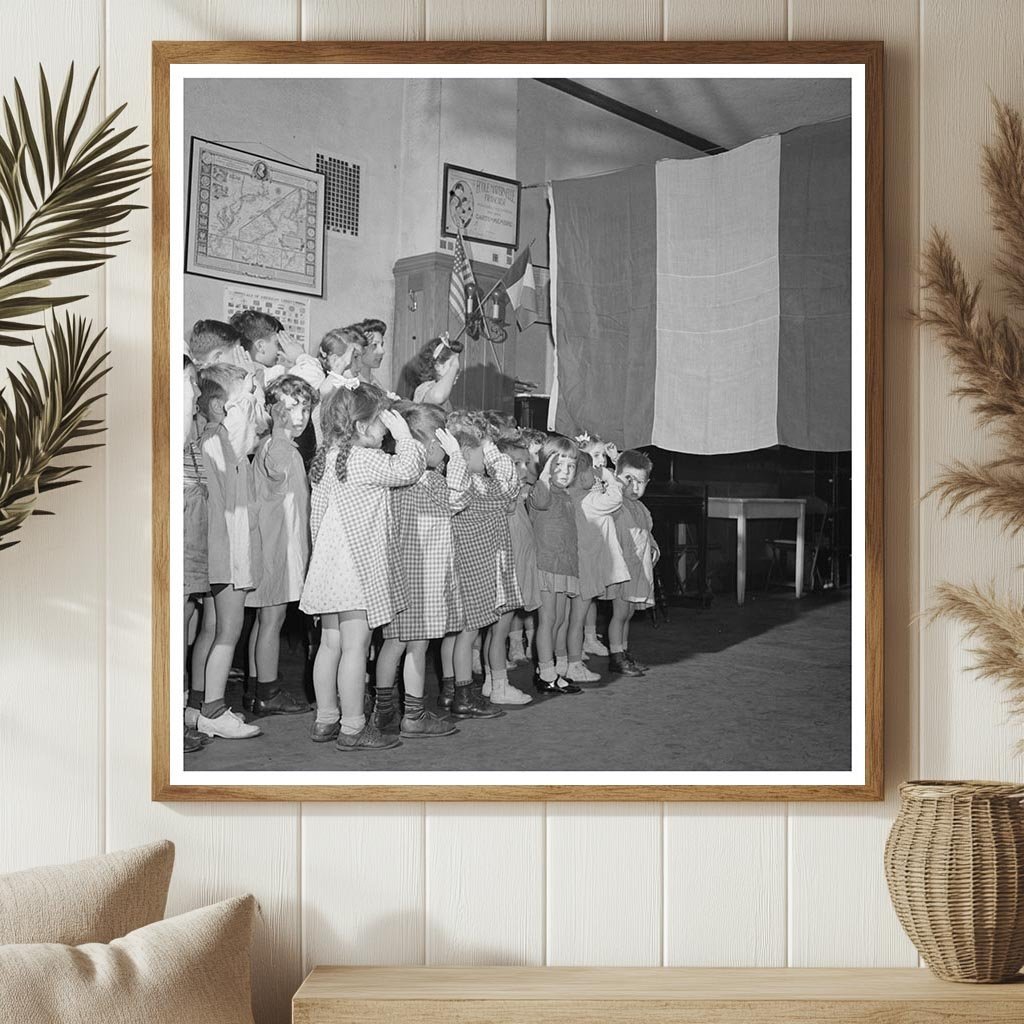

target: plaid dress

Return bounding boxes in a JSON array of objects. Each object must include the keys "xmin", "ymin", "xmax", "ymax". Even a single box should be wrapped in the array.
[
  {"xmin": 299, "ymin": 438, "xmax": 426, "ymax": 628},
  {"xmin": 451, "ymin": 444, "xmax": 522, "ymax": 629},
  {"xmin": 383, "ymin": 453, "xmax": 472, "ymax": 641}
]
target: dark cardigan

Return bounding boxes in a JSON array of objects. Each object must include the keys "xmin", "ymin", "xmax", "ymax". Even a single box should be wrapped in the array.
[{"xmin": 527, "ymin": 480, "xmax": 579, "ymax": 576}]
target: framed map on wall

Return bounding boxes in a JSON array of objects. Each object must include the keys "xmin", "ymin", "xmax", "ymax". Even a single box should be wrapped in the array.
[{"xmin": 184, "ymin": 138, "xmax": 325, "ymax": 296}]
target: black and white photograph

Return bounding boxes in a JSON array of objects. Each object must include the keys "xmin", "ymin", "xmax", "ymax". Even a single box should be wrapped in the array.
[{"xmin": 162, "ymin": 53, "xmax": 878, "ymax": 796}]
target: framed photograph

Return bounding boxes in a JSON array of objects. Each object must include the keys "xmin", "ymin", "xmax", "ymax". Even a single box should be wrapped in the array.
[
  {"xmin": 153, "ymin": 41, "xmax": 883, "ymax": 802},
  {"xmin": 441, "ymin": 162, "xmax": 521, "ymax": 248},
  {"xmin": 184, "ymin": 138, "xmax": 325, "ymax": 296}
]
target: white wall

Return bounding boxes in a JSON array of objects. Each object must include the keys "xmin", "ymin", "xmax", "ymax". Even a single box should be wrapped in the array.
[{"xmin": 3, "ymin": 2, "xmax": 1018, "ymax": 1023}]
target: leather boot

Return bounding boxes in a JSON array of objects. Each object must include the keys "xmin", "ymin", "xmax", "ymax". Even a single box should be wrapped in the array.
[
  {"xmin": 471, "ymin": 680, "xmax": 505, "ymax": 716},
  {"xmin": 609, "ymin": 652, "xmax": 644, "ymax": 677},
  {"xmin": 372, "ymin": 684, "xmax": 401, "ymax": 735},
  {"xmin": 451, "ymin": 682, "xmax": 503, "ymax": 719},
  {"xmin": 437, "ymin": 676, "xmax": 455, "ymax": 711}
]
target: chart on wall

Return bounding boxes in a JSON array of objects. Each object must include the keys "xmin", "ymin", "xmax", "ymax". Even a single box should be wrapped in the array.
[
  {"xmin": 223, "ymin": 286, "xmax": 310, "ymax": 350},
  {"xmin": 185, "ymin": 138, "xmax": 326, "ymax": 296}
]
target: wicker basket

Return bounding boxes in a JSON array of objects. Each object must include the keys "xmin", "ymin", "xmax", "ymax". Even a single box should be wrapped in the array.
[{"xmin": 885, "ymin": 780, "xmax": 1024, "ymax": 982}]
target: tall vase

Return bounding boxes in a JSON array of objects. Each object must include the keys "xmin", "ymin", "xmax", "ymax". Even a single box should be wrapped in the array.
[{"xmin": 884, "ymin": 780, "xmax": 1024, "ymax": 982}]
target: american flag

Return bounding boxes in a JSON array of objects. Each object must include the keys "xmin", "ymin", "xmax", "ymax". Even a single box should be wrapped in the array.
[{"xmin": 448, "ymin": 230, "xmax": 476, "ymax": 322}]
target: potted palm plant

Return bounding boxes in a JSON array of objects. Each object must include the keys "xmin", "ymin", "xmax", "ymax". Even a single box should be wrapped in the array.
[{"xmin": 0, "ymin": 64, "xmax": 149, "ymax": 550}]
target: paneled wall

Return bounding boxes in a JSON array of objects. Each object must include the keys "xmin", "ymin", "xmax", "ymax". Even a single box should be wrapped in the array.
[{"xmin": 2, "ymin": 2, "xmax": 1019, "ymax": 1022}]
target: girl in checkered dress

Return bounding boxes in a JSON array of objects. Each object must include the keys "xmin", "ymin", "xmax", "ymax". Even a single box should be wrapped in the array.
[
  {"xmin": 299, "ymin": 384, "xmax": 426, "ymax": 752},
  {"xmin": 372, "ymin": 403, "xmax": 466, "ymax": 740},
  {"xmin": 437, "ymin": 411, "xmax": 521, "ymax": 719}
]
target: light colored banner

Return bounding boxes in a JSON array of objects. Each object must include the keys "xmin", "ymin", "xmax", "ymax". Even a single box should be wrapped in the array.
[{"xmin": 652, "ymin": 136, "xmax": 781, "ymax": 454}]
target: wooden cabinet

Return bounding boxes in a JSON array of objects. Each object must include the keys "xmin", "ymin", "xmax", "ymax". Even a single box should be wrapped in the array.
[{"xmin": 392, "ymin": 252, "xmax": 517, "ymax": 413}]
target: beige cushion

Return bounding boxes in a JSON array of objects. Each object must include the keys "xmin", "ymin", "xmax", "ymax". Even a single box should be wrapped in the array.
[
  {"xmin": 0, "ymin": 894, "xmax": 256, "ymax": 1024},
  {"xmin": 0, "ymin": 840, "xmax": 174, "ymax": 946}
]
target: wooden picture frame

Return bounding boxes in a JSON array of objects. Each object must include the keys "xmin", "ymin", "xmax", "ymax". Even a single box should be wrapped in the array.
[
  {"xmin": 440, "ymin": 162, "xmax": 522, "ymax": 249},
  {"xmin": 184, "ymin": 137, "xmax": 327, "ymax": 297},
  {"xmin": 153, "ymin": 40, "xmax": 883, "ymax": 802}
]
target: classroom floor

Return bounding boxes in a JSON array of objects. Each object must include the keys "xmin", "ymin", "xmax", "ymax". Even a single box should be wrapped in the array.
[{"xmin": 185, "ymin": 589, "xmax": 853, "ymax": 774}]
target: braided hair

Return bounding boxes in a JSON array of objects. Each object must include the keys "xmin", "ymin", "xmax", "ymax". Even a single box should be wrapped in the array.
[{"xmin": 309, "ymin": 384, "xmax": 385, "ymax": 484}]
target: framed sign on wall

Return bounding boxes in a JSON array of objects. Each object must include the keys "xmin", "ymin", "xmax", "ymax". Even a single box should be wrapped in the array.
[
  {"xmin": 441, "ymin": 162, "xmax": 521, "ymax": 248},
  {"xmin": 184, "ymin": 138, "xmax": 326, "ymax": 297},
  {"xmin": 153, "ymin": 40, "xmax": 883, "ymax": 803}
]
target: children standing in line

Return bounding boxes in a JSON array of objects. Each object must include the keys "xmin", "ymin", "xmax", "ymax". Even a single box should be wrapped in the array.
[
  {"xmin": 528, "ymin": 435, "xmax": 583, "ymax": 695},
  {"xmin": 182, "ymin": 356, "xmax": 211, "ymax": 754},
  {"xmin": 190, "ymin": 363, "xmax": 264, "ymax": 739},
  {"xmin": 439, "ymin": 412, "xmax": 520, "ymax": 718},
  {"xmin": 409, "ymin": 337, "xmax": 461, "ymax": 407},
  {"xmin": 574, "ymin": 432, "xmax": 615, "ymax": 657},
  {"xmin": 243, "ymin": 375, "xmax": 319, "ymax": 718},
  {"xmin": 299, "ymin": 384, "xmax": 425, "ymax": 751},
  {"xmin": 486, "ymin": 436, "xmax": 537, "ymax": 705},
  {"xmin": 605, "ymin": 450, "xmax": 660, "ymax": 677},
  {"xmin": 566, "ymin": 450, "xmax": 629, "ymax": 683},
  {"xmin": 373, "ymin": 403, "xmax": 464, "ymax": 738},
  {"xmin": 186, "ymin": 319, "xmax": 247, "ymax": 369},
  {"xmin": 230, "ymin": 309, "xmax": 282, "ymax": 385}
]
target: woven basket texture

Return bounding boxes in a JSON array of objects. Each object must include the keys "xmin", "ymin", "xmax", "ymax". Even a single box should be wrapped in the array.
[{"xmin": 885, "ymin": 780, "xmax": 1024, "ymax": 983}]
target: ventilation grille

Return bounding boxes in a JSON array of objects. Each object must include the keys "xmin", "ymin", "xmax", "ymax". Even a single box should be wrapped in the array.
[{"xmin": 316, "ymin": 153, "xmax": 361, "ymax": 236}]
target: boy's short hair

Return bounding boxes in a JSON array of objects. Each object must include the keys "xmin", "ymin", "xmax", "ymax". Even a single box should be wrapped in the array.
[
  {"xmin": 519, "ymin": 427, "xmax": 548, "ymax": 448},
  {"xmin": 616, "ymin": 449, "xmax": 653, "ymax": 476},
  {"xmin": 356, "ymin": 317, "xmax": 386, "ymax": 336},
  {"xmin": 230, "ymin": 309, "xmax": 283, "ymax": 352},
  {"xmin": 446, "ymin": 409, "xmax": 485, "ymax": 449},
  {"xmin": 188, "ymin": 320, "xmax": 244, "ymax": 363},
  {"xmin": 197, "ymin": 362, "xmax": 248, "ymax": 417},
  {"xmin": 265, "ymin": 373, "xmax": 318, "ymax": 412},
  {"xmin": 398, "ymin": 401, "xmax": 447, "ymax": 446},
  {"xmin": 496, "ymin": 436, "xmax": 528, "ymax": 459},
  {"xmin": 481, "ymin": 409, "xmax": 520, "ymax": 443}
]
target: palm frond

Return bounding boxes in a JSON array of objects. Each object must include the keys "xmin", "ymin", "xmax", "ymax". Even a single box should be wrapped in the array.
[
  {"xmin": 0, "ymin": 312, "xmax": 109, "ymax": 548},
  {"xmin": 0, "ymin": 64, "xmax": 149, "ymax": 346}
]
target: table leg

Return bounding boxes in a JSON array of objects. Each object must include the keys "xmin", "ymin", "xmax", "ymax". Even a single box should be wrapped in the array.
[
  {"xmin": 795, "ymin": 507, "xmax": 806, "ymax": 599},
  {"xmin": 736, "ymin": 513, "xmax": 747, "ymax": 606}
]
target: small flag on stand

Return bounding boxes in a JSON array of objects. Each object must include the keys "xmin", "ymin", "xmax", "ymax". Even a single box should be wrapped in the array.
[
  {"xmin": 501, "ymin": 245, "xmax": 539, "ymax": 329},
  {"xmin": 449, "ymin": 230, "xmax": 476, "ymax": 322}
]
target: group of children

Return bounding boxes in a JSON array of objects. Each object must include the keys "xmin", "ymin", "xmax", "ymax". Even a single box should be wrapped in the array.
[{"xmin": 182, "ymin": 310, "xmax": 660, "ymax": 754}]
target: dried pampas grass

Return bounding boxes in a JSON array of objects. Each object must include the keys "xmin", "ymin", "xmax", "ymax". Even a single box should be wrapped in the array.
[{"xmin": 922, "ymin": 98, "xmax": 1024, "ymax": 737}]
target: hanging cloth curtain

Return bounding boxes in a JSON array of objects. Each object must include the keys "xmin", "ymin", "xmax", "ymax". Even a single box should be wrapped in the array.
[{"xmin": 548, "ymin": 118, "xmax": 852, "ymax": 455}]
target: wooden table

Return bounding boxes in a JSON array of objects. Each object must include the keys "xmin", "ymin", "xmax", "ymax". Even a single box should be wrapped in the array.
[
  {"xmin": 293, "ymin": 966, "xmax": 1024, "ymax": 1023},
  {"xmin": 708, "ymin": 496, "xmax": 806, "ymax": 605}
]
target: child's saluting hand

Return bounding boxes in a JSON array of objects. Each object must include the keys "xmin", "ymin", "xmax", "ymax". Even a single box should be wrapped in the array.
[
  {"xmin": 434, "ymin": 427, "xmax": 462, "ymax": 458},
  {"xmin": 539, "ymin": 452, "xmax": 555, "ymax": 486},
  {"xmin": 380, "ymin": 408, "xmax": 412, "ymax": 441}
]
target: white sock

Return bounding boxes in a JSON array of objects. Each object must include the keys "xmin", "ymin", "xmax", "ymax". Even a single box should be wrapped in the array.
[
  {"xmin": 610, "ymin": 645, "xmax": 625, "ymax": 654},
  {"xmin": 492, "ymin": 671, "xmax": 508, "ymax": 686},
  {"xmin": 316, "ymin": 708, "xmax": 340, "ymax": 725},
  {"xmin": 340, "ymin": 714, "xmax": 366, "ymax": 735},
  {"xmin": 538, "ymin": 659, "xmax": 556, "ymax": 683}
]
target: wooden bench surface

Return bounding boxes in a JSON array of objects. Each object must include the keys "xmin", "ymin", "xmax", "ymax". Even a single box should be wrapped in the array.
[{"xmin": 293, "ymin": 967, "xmax": 1024, "ymax": 1023}]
